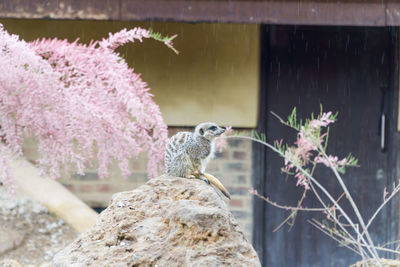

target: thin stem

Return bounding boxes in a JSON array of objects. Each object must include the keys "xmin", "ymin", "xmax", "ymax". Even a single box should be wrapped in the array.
[
  {"xmin": 308, "ymin": 176, "xmax": 369, "ymax": 257},
  {"xmin": 252, "ymin": 190, "xmax": 326, "ymax": 212},
  {"xmin": 381, "ymin": 239, "xmax": 400, "ymax": 248},
  {"xmin": 287, "ymin": 189, "xmax": 309, "ymax": 231},
  {"xmin": 361, "ymin": 183, "xmax": 400, "ymax": 238},
  {"xmin": 308, "ymin": 219, "xmax": 362, "ymax": 256},
  {"xmin": 344, "ymin": 239, "xmax": 400, "ymax": 256},
  {"xmin": 273, "ymin": 211, "xmax": 296, "ymax": 232},
  {"xmin": 287, "ymin": 163, "xmax": 318, "ymax": 230},
  {"xmin": 270, "ymin": 111, "xmax": 300, "ymax": 131},
  {"xmin": 319, "ymin": 146, "xmax": 381, "ymax": 263}
]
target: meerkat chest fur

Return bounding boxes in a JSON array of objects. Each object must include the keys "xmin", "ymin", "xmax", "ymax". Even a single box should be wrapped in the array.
[{"xmin": 188, "ymin": 134, "xmax": 216, "ymax": 172}]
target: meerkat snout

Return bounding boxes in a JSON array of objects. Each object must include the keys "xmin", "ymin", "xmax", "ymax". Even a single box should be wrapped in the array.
[{"xmin": 196, "ymin": 122, "xmax": 225, "ymax": 140}]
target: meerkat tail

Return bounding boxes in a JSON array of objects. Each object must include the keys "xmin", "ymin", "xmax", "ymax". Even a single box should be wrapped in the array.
[{"xmin": 203, "ymin": 173, "xmax": 231, "ymax": 199}]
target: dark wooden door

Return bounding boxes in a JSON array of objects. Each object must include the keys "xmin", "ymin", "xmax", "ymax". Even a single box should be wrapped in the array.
[{"xmin": 253, "ymin": 26, "xmax": 398, "ymax": 266}]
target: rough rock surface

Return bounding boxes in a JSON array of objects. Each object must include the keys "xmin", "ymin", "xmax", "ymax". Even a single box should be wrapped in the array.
[
  {"xmin": 350, "ymin": 259, "xmax": 400, "ymax": 267},
  {"xmin": 0, "ymin": 188, "xmax": 77, "ymax": 265},
  {"xmin": 52, "ymin": 176, "xmax": 261, "ymax": 266},
  {"xmin": 0, "ymin": 259, "xmax": 23, "ymax": 267}
]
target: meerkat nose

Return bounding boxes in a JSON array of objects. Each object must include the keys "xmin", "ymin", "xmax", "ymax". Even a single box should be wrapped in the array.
[{"xmin": 217, "ymin": 127, "xmax": 225, "ymax": 135}]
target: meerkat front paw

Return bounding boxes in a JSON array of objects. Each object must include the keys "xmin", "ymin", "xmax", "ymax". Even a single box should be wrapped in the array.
[{"xmin": 186, "ymin": 173, "xmax": 210, "ymax": 185}]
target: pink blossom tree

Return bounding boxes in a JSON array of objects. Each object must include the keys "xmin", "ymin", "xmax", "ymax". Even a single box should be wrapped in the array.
[{"xmin": 0, "ymin": 24, "xmax": 177, "ymax": 190}]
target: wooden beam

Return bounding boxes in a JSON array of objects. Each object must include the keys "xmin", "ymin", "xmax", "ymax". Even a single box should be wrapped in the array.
[
  {"xmin": 121, "ymin": 0, "xmax": 388, "ymax": 26},
  {"xmin": 1, "ymin": 0, "xmax": 400, "ymax": 26},
  {"xmin": 0, "ymin": 0, "xmax": 119, "ymax": 20},
  {"xmin": 9, "ymin": 156, "xmax": 98, "ymax": 233}
]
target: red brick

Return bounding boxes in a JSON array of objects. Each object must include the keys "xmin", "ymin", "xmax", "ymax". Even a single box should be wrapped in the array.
[
  {"xmin": 79, "ymin": 184, "xmax": 93, "ymax": 193},
  {"xmin": 96, "ymin": 184, "xmax": 113, "ymax": 193},
  {"xmin": 229, "ymin": 198, "xmax": 243, "ymax": 208}
]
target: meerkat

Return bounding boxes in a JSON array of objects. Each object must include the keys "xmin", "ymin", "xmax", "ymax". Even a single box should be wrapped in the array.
[{"xmin": 165, "ymin": 122, "xmax": 231, "ymax": 199}]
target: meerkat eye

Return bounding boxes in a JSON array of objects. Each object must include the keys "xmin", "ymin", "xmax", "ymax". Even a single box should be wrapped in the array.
[
  {"xmin": 208, "ymin": 126, "xmax": 217, "ymax": 131},
  {"xmin": 199, "ymin": 128, "xmax": 204, "ymax": 135}
]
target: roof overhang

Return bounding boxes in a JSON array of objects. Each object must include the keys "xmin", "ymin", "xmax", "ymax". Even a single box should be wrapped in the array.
[{"xmin": 1, "ymin": 0, "xmax": 400, "ymax": 26}]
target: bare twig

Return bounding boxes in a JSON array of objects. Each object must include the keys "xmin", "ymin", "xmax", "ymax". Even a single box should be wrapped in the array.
[
  {"xmin": 273, "ymin": 211, "xmax": 297, "ymax": 232},
  {"xmin": 309, "ymin": 219, "xmax": 370, "ymax": 262},
  {"xmin": 308, "ymin": 177, "xmax": 369, "ymax": 258},
  {"xmin": 381, "ymin": 239, "xmax": 400, "ymax": 248},
  {"xmin": 319, "ymin": 146, "xmax": 381, "ymax": 263},
  {"xmin": 251, "ymin": 190, "xmax": 326, "ymax": 212},
  {"xmin": 308, "ymin": 219, "xmax": 362, "ymax": 256},
  {"xmin": 270, "ymin": 111, "xmax": 299, "ymax": 131},
  {"xmin": 361, "ymin": 183, "xmax": 400, "ymax": 239}
]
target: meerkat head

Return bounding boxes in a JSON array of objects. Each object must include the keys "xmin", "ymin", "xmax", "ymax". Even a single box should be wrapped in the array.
[{"xmin": 194, "ymin": 122, "xmax": 225, "ymax": 141}]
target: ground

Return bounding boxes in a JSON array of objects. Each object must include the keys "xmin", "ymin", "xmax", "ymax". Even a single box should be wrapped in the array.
[{"xmin": 0, "ymin": 187, "xmax": 77, "ymax": 265}]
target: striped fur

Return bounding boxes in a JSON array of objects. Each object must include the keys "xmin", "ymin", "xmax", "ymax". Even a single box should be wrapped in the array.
[{"xmin": 164, "ymin": 122, "xmax": 223, "ymax": 178}]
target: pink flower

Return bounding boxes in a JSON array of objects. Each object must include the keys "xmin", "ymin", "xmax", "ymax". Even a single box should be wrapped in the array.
[
  {"xmin": 0, "ymin": 24, "xmax": 172, "ymax": 188},
  {"xmin": 215, "ymin": 126, "xmax": 232, "ymax": 152},
  {"xmin": 294, "ymin": 131, "xmax": 316, "ymax": 162},
  {"xmin": 99, "ymin": 28, "xmax": 150, "ymax": 50},
  {"xmin": 314, "ymin": 155, "xmax": 347, "ymax": 168},
  {"xmin": 294, "ymin": 171, "xmax": 310, "ymax": 190},
  {"xmin": 308, "ymin": 112, "xmax": 334, "ymax": 129},
  {"xmin": 281, "ymin": 110, "xmax": 337, "ymax": 190},
  {"xmin": 248, "ymin": 187, "xmax": 258, "ymax": 195},
  {"xmin": 164, "ymin": 34, "xmax": 179, "ymax": 55}
]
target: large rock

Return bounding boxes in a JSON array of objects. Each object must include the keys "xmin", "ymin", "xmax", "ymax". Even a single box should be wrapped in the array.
[
  {"xmin": 52, "ymin": 176, "xmax": 260, "ymax": 266},
  {"xmin": 350, "ymin": 259, "xmax": 400, "ymax": 267}
]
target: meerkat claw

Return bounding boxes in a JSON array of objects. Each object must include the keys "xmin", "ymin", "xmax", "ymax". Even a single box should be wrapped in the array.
[{"xmin": 199, "ymin": 173, "xmax": 211, "ymax": 184}]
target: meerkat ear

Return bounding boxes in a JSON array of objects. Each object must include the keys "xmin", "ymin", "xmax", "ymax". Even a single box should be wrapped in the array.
[{"xmin": 199, "ymin": 128, "xmax": 204, "ymax": 135}]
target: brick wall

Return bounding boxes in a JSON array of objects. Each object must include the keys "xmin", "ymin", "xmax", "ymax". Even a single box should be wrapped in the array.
[{"xmin": 57, "ymin": 128, "xmax": 254, "ymax": 240}]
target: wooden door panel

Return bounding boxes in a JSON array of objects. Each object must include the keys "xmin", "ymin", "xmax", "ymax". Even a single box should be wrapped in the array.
[{"xmin": 255, "ymin": 26, "xmax": 397, "ymax": 266}]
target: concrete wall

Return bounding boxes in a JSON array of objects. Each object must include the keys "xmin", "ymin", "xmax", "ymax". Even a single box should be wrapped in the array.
[{"xmin": 0, "ymin": 19, "xmax": 259, "ymax": 127}]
